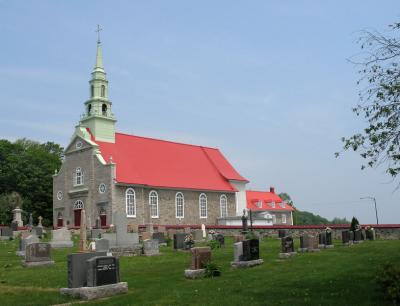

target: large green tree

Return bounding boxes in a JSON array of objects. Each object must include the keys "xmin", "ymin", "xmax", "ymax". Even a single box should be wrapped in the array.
[
  {"xmin": 337, "ymin": 22, "xmax": 400, "ymax": 177},
  {"xmin": 0, "ymin": 138, "xmax": 63, "ymax": 226}
]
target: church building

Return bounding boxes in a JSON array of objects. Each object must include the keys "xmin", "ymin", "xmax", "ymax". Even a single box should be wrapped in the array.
[{"xmin": 53, "ymin": 39, "xmax": 249, "ymax": 228}]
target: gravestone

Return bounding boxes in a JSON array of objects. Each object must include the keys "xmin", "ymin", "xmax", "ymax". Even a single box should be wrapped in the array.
[
  {"xmin": 318, "ymin": 232, "xmax": 327, "ymax": 248},
  {"xmin": 299, "ymin": 234, "xmax": 309, "ymax": 252},
  {"xmin": 86, "ymin": 256, "xmax": 120, "ymax": 287},
  {"xmin": 143, "ymin": 239, "xmax": 159, "ymax": 256},
  {"xmin": 11, "ymin": 221, "xmax": 18, "ymax": 231},
  {"xmin": 354, "ymin": 230, "xmax": 362, "ymax": 243},
  {"xmin": 38, "ymin": 216, "xmax": 43, "ymax": 227},
  {"xmin": 173, "ymin": 233, "xmax": 186, "ymax": 250},
  {"xmin": 192, "ymin": 229, "xmax": 203, "ymax": 241},
  {"xmin": 233, "ymin": 242, "xmax": 243, "ymax": 262},
  {"xmin": 32, "ymin": 226, "xmax": 43, "ymax": 237},
  {"xmin": 90, "ymin": 229, "xmax": 103, "ymax": 240},
  {"xmin": 102, "ymin": 233, "xmax": 117, "ymax": 248},
  {"xmin": 325, "ymin": 231, "xmax": 334, "ymax": 248},
  {"xmin": 28, "ymin": 213, "xmax": 33, "ymax": 227},
  {"xmin": 342, "ymin": 230, "xmax": 351, "ymax": 244},
  {"xmin": 349, "ymin": 231, "xmax": 354, "ymax": 242},
  {"xmin": 114, "ymin": 212, "xmax": 139, "ymax": 247},
  {"xmin": 17, "ymin": 234, "xmax": 39, "ymax": 256},
  {"xmin": 141, "ymin": 231, "xmax": 152, "ymax": 241},
  {"xmin": 152, "ymin": 232, "xmax": 166, "ymax": 245},
  {"xmin": 215, "ymin": 233, "xmax": 225, "ymax": 247},
  {"xmin": 278, "ymin": 229, "xmax": 287, "ymax": 238},
  {"xmin": 366, "ymin": 229, "xmax": 376, "ymax": 240},
  {"xmin": 12, "ymin": 207, "xmax": 23, "ymax": 227},
  {"xmin": 50, "ymin": 227, "xmax": 73, "ymax": 248},
  {"xmin": 96, "ymin": 238, "xmax": 110, "ymax": 252},
  {"xmin": 22, "ymin": 242, "xmax": 54, "ymax": 267},
  {"xmin": 242, "ymin": 239, "xmax": 259, "ymax": 261},
  {"xmin": 0, "ymin": 226, "xmax": 12, "ymax": 239},
  {"xmin": 279, "ymin": 236, "xmax": 296, "ymax": 259},
  {"xmin": 67, "ymin": 252, "xmax": 107, "ymax": 288},
  {"xmin": 184, "ymin": 247, "xmax": 212, "ymax": 279},
  {"xmin": 307, "ymin": 235, "xmax": 320, "ymax": 252},
  {"xmin": 184, "ymin": 227, "xmax": 191, "ymax": 234}
]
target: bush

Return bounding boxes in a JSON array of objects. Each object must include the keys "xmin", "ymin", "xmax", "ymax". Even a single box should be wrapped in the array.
[
  {"xmin": 350, "ymin": 217, "xmax": 360, "ymax": 232},
  {"xmin": 376, "ymin": 263, "xmax": 400, "ymax": 304},
  {"xmin": 204, "ymin": 261, "xmax": 221, "ymax": 278},
  {"xmin": 245, "ymin": 231, "xmax": 258, "ymax": 240},
  {"xmin": 207, "ymin": 240, "xmax": 220, "ymax": 250}
]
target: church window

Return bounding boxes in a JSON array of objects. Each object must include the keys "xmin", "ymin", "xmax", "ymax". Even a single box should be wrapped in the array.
[
  {"xmin": 88, "ymin": 104, "xmax": 92, "ymax": 115},
  {"xmin": 220, "ymin": 194, "xmax": 228, "ymax": 218},
  {"xmin": 102, "ymin": 104, "xmax": 107, "ymax": 116},
  {"xmin": 101, "ymin": 85, "xmax": 106, "ymax": 97},
  {"xmin": 175, "ymin": 192, "xmax": 184, "ymax": 218},
  {"xmin": 73, "ymin": 200, "xmax": 84, "ymax": 210},
  {"xmin": 125, "ymin": 188, "xmax": 136, "ymax": 217},
  {"xmin": 99, "ymin": 183, "xmax": 106, "ymax": 194},
  {"xmin": 149, "ymin": 191, "xmax": 159, "ymax": 218},
  {"xmin": 91, "ymin": 85, "xmax": 94, "ymax": 97},
  {"xmin": 282, "ymin": 214, "xmax": 287, "ymax": 224},
  {"xmin": 272, "ymin": 214, "xmax": 276, "ymax": 224},
  {"xmin": 57, "ymin": 191, "xmax": 63, "ymax": 201},
  {"xmin": 74, "ymin": 167, "xmax": 83, "ymax": 186},
  {"xmin": 271, "ymin": 201, "xmax": 276, "ymax": 208},
  {"xmin": 199, "ymin": 193, "xmax": 207, "ymax": 218}
]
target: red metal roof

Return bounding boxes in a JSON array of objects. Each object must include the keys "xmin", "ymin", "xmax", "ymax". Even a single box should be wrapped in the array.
[
  {"xmin": 246, "ymin": 190, "xmax": 294, "ymax": 211},
  {"xmin": 94, "ymin": 132, "xmax": 248, "ymax": 191}
]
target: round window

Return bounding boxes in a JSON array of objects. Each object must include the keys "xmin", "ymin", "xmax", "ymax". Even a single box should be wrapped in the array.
[
  {"xmin": 57, "ymin": 191, "xmax": 63, "ymax": 200},
  {"xmin": 99, "ymin": 183, "xmax": 106, "ymax": 194},
  {"xmin": 76, "ymin": 141, "xmax": 83, "ymax": 149}
]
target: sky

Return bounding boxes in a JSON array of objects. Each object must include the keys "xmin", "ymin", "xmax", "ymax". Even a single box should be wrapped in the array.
[{"xmin": 1, "ymin": 1, "xmax": 399, "ymax": 223}]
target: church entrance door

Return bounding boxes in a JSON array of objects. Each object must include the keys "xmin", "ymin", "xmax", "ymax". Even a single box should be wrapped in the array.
[
  {"xmin": 100, "ymin": 214, "xmax": 106, "ymax": 227},
  {"xmin": 74, "ymin": 209, "xmax": 82, "ymax": 227},
  {"xmin": 57, "ymin": 218, "xmax": 63, "ymax": 227}
]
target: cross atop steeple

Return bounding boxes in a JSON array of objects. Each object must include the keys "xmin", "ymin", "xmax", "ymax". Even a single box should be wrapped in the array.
[{"xmin": 95, "ymin": 24, "xmax": 103, "ymax": 44}]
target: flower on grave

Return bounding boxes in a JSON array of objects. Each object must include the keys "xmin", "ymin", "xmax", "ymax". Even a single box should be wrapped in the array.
[
  {"xmin": 371, "ymin": 227, "xmax": 374, "ymax": 231},
  {"xmin": 184, "ymin": 234, "xmax": 194, "ymax": 244},
  {"xmin": 325, "ymin": 227, "xmax": 332, "ymax": 232},
  {"xmin": 365, "ymin": 225, "xmax": 371, "ymax": 230},
  {"xmin": 209, "ymin": 230, "xmax": 216, "ymax": 235}
]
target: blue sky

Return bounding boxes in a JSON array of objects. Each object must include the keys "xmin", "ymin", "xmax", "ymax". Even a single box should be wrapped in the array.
[{"xmin": 1, "ymin": 1, "xmax": 399, "ymax": 223}]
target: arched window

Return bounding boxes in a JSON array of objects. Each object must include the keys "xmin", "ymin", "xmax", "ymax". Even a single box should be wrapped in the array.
[
  {"xmin": 175, "ymin": 192, "xmax": 184, "ymax": 218},
  {"xmin": 88, "ymin": 104, "xmax": 92, "ymax": 115},
  {"xmin": 101, "ymin": 85, "xmax": 106, "ymax": 97},
  {"xmin": 220, "ymin": 194, "xmax": 228, "ymax": 218},
  {"xmin": 125, "ymin": 188, "xmax": 136, "ymax": 217},
  {"xmin": 199, "ymin": 193, "xmax": 207, "ymax": 218},
  {"xmin": 75, "ymin": 167, "xmax": 83, "ymax": 186},
  {"xmin": 90, "ymin": 85, "xmax": 94, "ymax": 97},
  {"xmin": 102, "ymin": 104, "xmax": 107, "ymax": 116},
  {"xmin": 73, "ymin": 200, "xmax": 84, "ymax": 210},
  {"xmin": 149, "ymin": 191, "xmax": 159, "ymax": 218}
]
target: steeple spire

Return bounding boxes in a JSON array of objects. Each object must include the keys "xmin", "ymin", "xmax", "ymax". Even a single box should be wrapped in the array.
[{"xmin": 94, "ymin": 25, "xmax": 104, "ymax": 71}]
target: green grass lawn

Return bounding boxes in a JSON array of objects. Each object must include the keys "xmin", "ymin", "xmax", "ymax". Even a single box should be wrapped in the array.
[{"xmin": 0, "ymin": 236, "xmax": 399, "ymax": 306}]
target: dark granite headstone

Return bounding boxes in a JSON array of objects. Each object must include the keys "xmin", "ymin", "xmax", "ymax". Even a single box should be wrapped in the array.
[
  {"xmin": 325, "ymin": 231, "xmax": 332, "ymax": 245},
  {"xmin": 349, "ymin": 231, "xmax": 354, "ymax": 241},
  {"xmin": 25, "ymin": 243, "xmax": 51, "ymax": 262},
  {"xmin": 215, "ymin": 233, "xmax": 225, "ymax": 247},
  {"xmin": 1, "ymin": 227, "xmax": 13, "ymax": 237},
  {"xmin": 342, "ymin": 230, "xmax": 350, "ymax": 244},
  {"xmin": 278, "ymin": 229, "xmax": 287, "ymax": 238},
  {"xmin": 173, "ymin": 233, "xmax": 186, "ymax": 250},
  {"xmin": 190, "ymin": 247, "xmax": 211, "ymax": 270},
  {"xmin": 354, "ymin": 230, "xmax": 362, "ymax": 241},
  {"xmin": 32, "ymin": 226, "xmax": 43, "ymax": 237},
  {"xmin": 242, "ymin": 239, "xmax": 259, "ymax": 261},
  {"xmin": 86, "ymin": 256, "xmax": 119, "ymax": 287},
  {"xmin": 281, "ymin": 237, "xmax": 294, "ymax": 253},
  {"xmin": 319, "ymin": 232, "xmax": 327, "ymax": 245},
  {"xmin": 67, "ymin": 252, "xmax": 107, "ymax": 288},
  {"xmin": 152, "ymin": 232, "xmax": 166, "ymax": 244},
  {"xmin": 366, "ymin": 229, "xmax": 376, "ymax": 240}
]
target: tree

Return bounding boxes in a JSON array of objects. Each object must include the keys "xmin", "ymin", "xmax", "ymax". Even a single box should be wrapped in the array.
[
  {"xmin": 0, "ymin": 139, "xmax": 63, "ymax": 226},
  {"xmin": 350, "ymin": 216, "xmax": 360, "ymax": 231},
  {"xmin": 337, "ymin": 22, "xmax": 400, "ymax": 178}
]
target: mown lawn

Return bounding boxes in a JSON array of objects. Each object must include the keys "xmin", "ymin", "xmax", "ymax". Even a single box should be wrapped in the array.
[{"xmin": 0, "ymin": 235, "xmax": 398, "ymax": 306}]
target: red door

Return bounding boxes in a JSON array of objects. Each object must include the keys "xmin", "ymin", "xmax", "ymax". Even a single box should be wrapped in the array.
[
  {"xmin": 100, "ymin": 214, "xmax": 107, "ymax": 227},
  {"xmin": 57, "ymin": 218, "xmax": 63, "ymax": 227},
  {"xmin": 74, "ymin": 209, "xmax": 81, "ymax": 227}
]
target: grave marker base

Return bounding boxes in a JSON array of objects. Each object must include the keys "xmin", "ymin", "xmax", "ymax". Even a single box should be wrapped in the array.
[
  {"xmin": 60, "ymin": 282, "xmax": 128, "ymax": 300},
  {"xmin": 325, "ymin": 245, "xmax": 335, "ymax": 249},
  {"xmin": 184, "ymin": 269, "xmax": 206, "ymax": 279},
  {"xmin": 22, "ymin": 260, "xmax": 54, "ymax": 267},
  {"xmin": 231, "ymin": 259, "xmax": 264, "ymax": 268},
  {"xmin": 278, "ymin": 252, "xmax": 297, "ymax": 259},
  {"xmin": 50, "ymin": 241, "xmax": 73, "ymax": 248}
]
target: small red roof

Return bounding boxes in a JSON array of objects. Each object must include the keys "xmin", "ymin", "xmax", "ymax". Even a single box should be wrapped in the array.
[
  {"xmin": 94, "ymin": 132, "xmax": 248, "ymax": 191},
  {"xmin": 246, "ymin": 190, "xmax": 294, "ymax": 211}
]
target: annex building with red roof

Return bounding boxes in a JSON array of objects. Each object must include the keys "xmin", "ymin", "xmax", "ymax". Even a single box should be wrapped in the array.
[{"xmin": 52, "ymin": 40, "xmax": 250, "ymax": 227}]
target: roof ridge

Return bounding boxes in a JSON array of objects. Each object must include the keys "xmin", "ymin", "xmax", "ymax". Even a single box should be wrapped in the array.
[{"xmin": 115, "ymin": 131, "xmax": 219, "ymax": 150}]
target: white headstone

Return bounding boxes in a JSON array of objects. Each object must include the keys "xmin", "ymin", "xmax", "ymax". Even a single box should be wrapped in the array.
[{"xmin": 201, "ymin": 224, "xmax": 206, "ymax": 238}]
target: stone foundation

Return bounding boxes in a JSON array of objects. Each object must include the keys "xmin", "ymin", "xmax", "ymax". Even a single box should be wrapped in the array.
[
  {"xmin": 231, "ymin": 259, "xmax": 264, "ymax": 268},
  {"xmin": 60, "ymin": 282, "xmax": 128, "ymax": 300},
  {"xmin": 184, "ymin": 269, "xmax": 206, "ymax": 279},
  {"xmin": 278, "ymin": 252, "xmax": 297, "ymax": 259},
  {"xmin": 22, "ymin": 260, "xmax": 55, "ymax": 267}
]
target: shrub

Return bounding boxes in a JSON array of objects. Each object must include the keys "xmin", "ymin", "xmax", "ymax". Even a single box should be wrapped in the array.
[
  {"xmin": 204, "ymin": 261, "xmax": 221, "ymax": 278},
  {"xmin": 245, "ymin": 231, "xmax": 258, "ymax": 240},
  {"xmin": 376, "ymin": 263, "xmax": 400, "ymax": 304},
  {"xmin": 207, "ymin": 240, "xmax": 220, "ymax": 250},
  {"xmin": 350, "ymin": 217, "xmax": 360, "ymax": 232}
]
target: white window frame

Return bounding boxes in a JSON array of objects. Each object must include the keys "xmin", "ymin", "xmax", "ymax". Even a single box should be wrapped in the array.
[
  {"xmin": 74, "ymin": 167, "xmax": 84, "ymax": 186},
  {"xmin": 175, "ymin": 192, "xmax": 184, "ymax": 219},
  {"xmin": 125, "ymin": 188, "xmax": 136, "ymax": 217},
  {"xmin": 271, "ymin": 201, "xmax": 275, "ymax": 208},
  {"xmin": 149, "ymin": 190, "xmax": 159, "ymax": 218},
  {"xmin": 272, "ymin": 214, "xmax": 276, "ymax": 224},
  {"xmin": 282, "ymin": 214, "xmax": 287, "ymax": 224},
  {"xmin": 220, "ymin": 194, "xmax": 228, "ymax": 218},
  {"xmin": 281, "ymin": 202, "xmax": 286, "ymax": 208},
  {"xmin": 199, "ymin": 193, "xmax": 207, "ymax": 219}
]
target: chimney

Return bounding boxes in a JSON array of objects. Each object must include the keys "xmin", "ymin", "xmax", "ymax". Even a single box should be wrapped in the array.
[{"xmin": 270, "ymin": 187, "xmax": 275, "ymax": 193}]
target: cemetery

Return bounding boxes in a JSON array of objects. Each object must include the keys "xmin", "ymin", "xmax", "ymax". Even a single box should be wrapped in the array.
[{"xmin": 0, "ymin": 223, "xmax": 399, "ymax": 305}]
